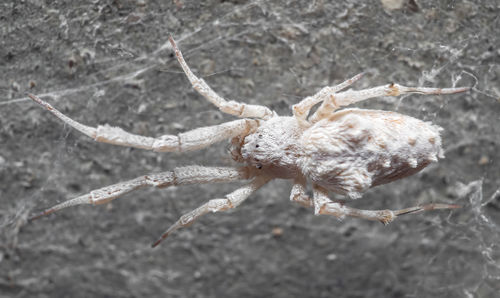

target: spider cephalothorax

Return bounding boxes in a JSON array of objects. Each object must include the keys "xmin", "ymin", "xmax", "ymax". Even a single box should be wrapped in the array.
[
  {"xmin": 28, "ymin": 36, "xmax": 468, "ymax": 247},
  {"xmin": 241, "ymin": 116, "xmax": 303, "ymax": 178}
]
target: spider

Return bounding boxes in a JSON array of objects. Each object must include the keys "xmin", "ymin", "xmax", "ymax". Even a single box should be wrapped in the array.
[{"xmin": 27, "ymin": 36, "xmax": 469, "ymax": 247}]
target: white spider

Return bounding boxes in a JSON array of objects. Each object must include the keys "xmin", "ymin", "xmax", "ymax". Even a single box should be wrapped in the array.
[{"xmin": 27, "ymin": 36, "xmax": 469, "ymax": 247}]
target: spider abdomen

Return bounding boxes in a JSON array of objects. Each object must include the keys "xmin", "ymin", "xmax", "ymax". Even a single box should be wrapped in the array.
[{"xmin": 298, "ymin": 109, "xmax": 444, "ymax": 199}]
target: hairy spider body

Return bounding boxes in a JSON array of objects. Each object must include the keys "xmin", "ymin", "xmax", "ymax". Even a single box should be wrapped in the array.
[
  {"xmin": 239, "ymin": 109, "xmax": 442, "ymax": 199},
  {"xmin": 27, "ymin": 36, "xmax": 469, "ymax": 247}
]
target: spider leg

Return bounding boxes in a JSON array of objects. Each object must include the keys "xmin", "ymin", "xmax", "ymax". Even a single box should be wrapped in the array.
[
  {"xmin": 289, "ymin": 176, "xmax": 313, "ymax": 207},
  {"xmin": 292, "ymin": 72, "xmax": 364, "ymax": 121},
  {"xmin": 309, "ymin": 83, "xmax": 470, "ymax": 122},
  {"xmin": 309, "ymin": 185, "xmax": 459, "ymax": 224},
  {"xmin": 168, "ymin": 36, "xmax": 275, "ymax": 119},
  {"xmin": 30, "ymin": 166, "xmax": 253, "ymax": 221},
  {"xmin": 289, "ymin": 177, "xmax": 347, "ymax": 208},
  {"xmin": 27, "ymin": 93, "xmax": 258, "ymax": 152},
  {"xmin": 152, "ymin": 175, "xmax": 271, "ymax": 247}
]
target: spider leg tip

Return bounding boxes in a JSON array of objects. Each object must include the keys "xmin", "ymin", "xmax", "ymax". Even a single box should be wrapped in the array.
[
  {"xmin": 443, "ymin": 204, "xmax": 461, "ymax": 210},
  {"xmin": 168, "ymin": 35, "xmax": 176, "ymax": 47},
  {"xmin": 28, "ymin": 209, "xmax": 52, "ymax": 222},
  {"xmin": 26, "ymin": 93, "xmax": 40, "ymax": 102},
  {"xmin": 151, "ymin": 233, "xmax": 170, "ymax": 248},
  {"xmin": 26, "ymin": 93, "xmax": 53, "ymax": 110},
  {"xmin": 28, "ymin": 214, "xmax": 41, "ymax": 222}
]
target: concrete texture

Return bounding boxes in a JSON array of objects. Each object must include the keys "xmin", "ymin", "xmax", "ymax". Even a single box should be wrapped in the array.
[{"xmin": 1, "ymin": 0, "xmax": 499, "ymax": 297}]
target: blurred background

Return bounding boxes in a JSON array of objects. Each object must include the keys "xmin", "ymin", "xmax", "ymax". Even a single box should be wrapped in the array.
[{"xmin": 1, "ymin": 0, "xmax": 499, "ymax": 297}]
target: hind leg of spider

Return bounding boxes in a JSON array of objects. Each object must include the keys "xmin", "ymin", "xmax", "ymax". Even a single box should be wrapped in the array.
[
  {"xmin": 320, "ymin": 201, "xmax": 461, "ymax": 225},
  {"xmin": 292, "ymin": 72, "xmax": 365, "ymax": 121},
  {"xmin": 311, "ymin": 185, "xmax": 460, "ymax": 224},
  {"xmin": 152, "ymin": 175, "xmax": 271, "ymax": 247},
  {"xmin": 309, "ymin": 83, "xmax": 470, "ymax": 122},
  {"xmin": 168, "ymin": 36, "xmax": 274, "ymax": 120},
  {"xmin": 30, "ymin": 166, "xmax": 253, "ymax": 221},
  {"xmin": 27, "ymin": 93, "xmax": 258, "ymax": 152}
]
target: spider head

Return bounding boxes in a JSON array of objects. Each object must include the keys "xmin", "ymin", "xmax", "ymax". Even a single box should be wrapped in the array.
[{"xmin": 240, "ymin": 116, "xmax": 304, "ymax": 177}]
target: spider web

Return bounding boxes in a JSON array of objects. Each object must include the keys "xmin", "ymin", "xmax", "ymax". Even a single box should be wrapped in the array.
[{"xmin": 1, "ymin": 0, "xmax": 499, "ymax": 297}]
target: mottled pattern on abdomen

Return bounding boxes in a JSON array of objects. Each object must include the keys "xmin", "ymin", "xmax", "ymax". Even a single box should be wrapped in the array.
[{"xmin": 298, "ymin": 109, "xmax": 443, "ymax": 199}]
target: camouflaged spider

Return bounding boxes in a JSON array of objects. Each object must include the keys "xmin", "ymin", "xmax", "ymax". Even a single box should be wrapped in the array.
[{"xmin": 28, "ymin": 36, "xmax": 469, "ymax": 247}]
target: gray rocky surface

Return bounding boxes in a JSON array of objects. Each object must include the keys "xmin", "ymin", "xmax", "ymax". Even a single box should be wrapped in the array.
[{"xmin": 1, "ymin": 0, "xmax": 499, "ymax": 297}]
